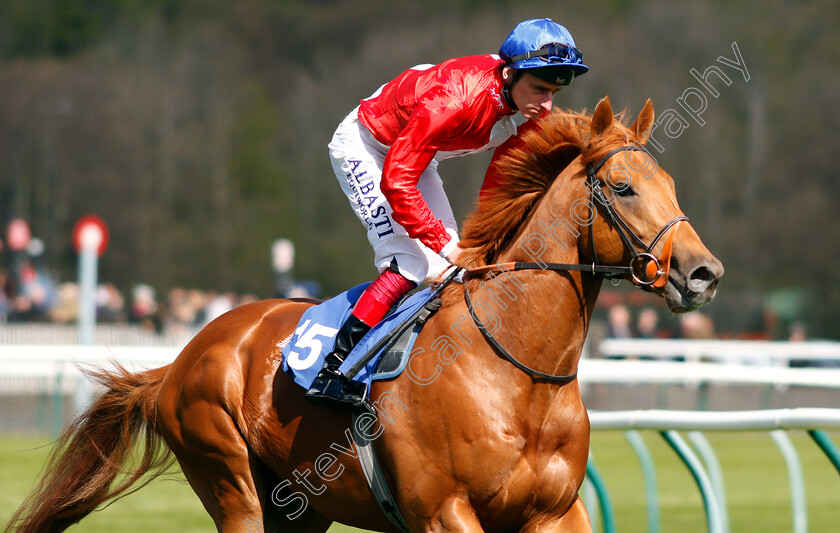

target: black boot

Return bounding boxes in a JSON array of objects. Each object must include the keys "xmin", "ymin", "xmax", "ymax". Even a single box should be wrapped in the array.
[{"xmin": 305, "ymin": 314, "xmax": 371, "ymax": 408}]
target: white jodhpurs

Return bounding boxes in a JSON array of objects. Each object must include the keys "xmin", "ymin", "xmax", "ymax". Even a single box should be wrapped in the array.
[{"xmin": 329, "ymin": 107, "xmax": 458, "ymax": 283}]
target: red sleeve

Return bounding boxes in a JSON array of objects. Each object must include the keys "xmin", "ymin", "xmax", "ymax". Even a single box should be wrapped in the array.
[
  {"xmin": 380, "ymin": 92, "xmax": 464, "ymax": 254},
  {"xmin": 480, "ymin": 119, "xmax": 543, "ymax": 200}
]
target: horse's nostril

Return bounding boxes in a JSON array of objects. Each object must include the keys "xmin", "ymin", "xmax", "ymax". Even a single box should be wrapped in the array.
[
  {"xmin": 687, "ymin": 263, "xmax": 720, "ymax": 294},
  {"xmin": 691, "ymin": 266, "xmax": 715, "ymax": 283}
]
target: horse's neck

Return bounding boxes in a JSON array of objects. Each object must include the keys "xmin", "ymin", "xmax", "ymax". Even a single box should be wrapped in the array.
[{"xmin": 490, "ymin": 160, "xmax": 600, "ymax": 376}]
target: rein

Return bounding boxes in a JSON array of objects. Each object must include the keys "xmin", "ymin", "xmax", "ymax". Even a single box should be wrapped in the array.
[
  {"xmin": 463, "ymin": 283, "xmax": 578, "ymax": 383},
  {"xmin": 463, "ymin": 145, "xmax": 687, "ymax": 383}
]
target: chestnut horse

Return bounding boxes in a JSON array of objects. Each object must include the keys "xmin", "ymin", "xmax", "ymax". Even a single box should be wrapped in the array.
[{"xmin": 7, "ymin": 96, "xmax": 722, "ymax": 533}]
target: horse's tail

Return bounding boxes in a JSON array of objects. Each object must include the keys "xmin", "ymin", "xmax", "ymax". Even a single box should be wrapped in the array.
[{"xmin": 5, "ymin": 363, "xmax": 175, "ymax": 533}]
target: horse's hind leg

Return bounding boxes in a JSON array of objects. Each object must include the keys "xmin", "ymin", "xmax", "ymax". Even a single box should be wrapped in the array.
[
  {"xmin": 249, "ymin": 454, "xmax": 332, "ymax": 533},
  {"xmin": 158, "ymin": 365, "xmax": 331, "ymax": 532},
  {"xmin": 160, "ymin": 393, "xmax": 264, "ymax": 532},
  {"xmin": 169, "ymin": 420, "xmax": 331, "ymax": 533}
]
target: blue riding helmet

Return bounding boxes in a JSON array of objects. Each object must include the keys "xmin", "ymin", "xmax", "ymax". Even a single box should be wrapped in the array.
[{"xmin": 499, "ymin": 18, "xmax": 589, "ymax": 86}]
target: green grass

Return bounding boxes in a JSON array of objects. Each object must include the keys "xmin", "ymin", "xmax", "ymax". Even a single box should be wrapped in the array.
[
  {"xmin": 587, "ymin": 431, "xmax": 840, "ymax": 533},
  {"xmin": 0, "ymin": 436, "xmax": 364, "ymax": 533},
  {"xmin": 2, "ymin": 432, "xmax": 839, "ymax": 532}
]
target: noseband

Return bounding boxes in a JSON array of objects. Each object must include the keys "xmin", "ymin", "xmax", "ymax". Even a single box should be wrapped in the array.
[{"xmin": 463, "ymin": 145, "xmax": 688, "ymax": 383}]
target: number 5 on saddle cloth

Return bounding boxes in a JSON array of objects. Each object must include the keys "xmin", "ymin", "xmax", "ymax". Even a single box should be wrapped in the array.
[{"xmin": 281, "ymin": 269, "xmax": 458, "ymax": 395}]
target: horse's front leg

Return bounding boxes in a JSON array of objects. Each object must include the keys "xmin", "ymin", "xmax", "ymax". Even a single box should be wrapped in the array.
[{"xmin": 415, "ymin": 494, "xmax": 485, "ymax": 533}]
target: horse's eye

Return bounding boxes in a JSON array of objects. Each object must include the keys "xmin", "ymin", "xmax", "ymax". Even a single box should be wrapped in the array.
[{"xmin": 614, "ymin": 184, "xmax": 636, "ymax": 197}]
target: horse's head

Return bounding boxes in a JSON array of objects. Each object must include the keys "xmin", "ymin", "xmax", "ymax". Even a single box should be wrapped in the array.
[
  {"xmin": 580, "ymin": 96, "xmax": 723, "ymax": 312},
  {"xmin": 459, "ymin": 96, "xmax": 722, "ymax": 313}
]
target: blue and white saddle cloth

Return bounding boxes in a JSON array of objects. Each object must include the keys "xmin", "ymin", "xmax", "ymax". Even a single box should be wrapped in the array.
[{"xmin": 281, "ymin": 282, "xmax": 437, "ymax": 389}]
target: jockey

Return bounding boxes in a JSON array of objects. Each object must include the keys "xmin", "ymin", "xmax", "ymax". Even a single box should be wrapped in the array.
[{"xmin": 307, "ymin": 18, "xmax": 589, "ymax": 407}]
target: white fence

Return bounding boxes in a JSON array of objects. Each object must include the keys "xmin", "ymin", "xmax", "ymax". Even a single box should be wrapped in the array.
[
  {"xmin": 0, "ymin": 343, "xmax": 181, "ymax": 434},
  {"xmin": 1, "ymin": 338, "xmax": 840, "ymax": 434},
  {"xmin": 0, "ymin": 344, "xmax": 179, "ymax": 394},
  {"xmin": 3, "ymin": 339, "xmax": 840, "ymax": 395},
  {"xmin": 598, "ymin": 338, "xmax": 840, "ymax": 366},
  {"xmin": 589, "ymin": 407, "xmax": 840, "ymax": 431},
  {"xmin": 579, "ymin": 359, "xmax": 840, "ymax": 389}
]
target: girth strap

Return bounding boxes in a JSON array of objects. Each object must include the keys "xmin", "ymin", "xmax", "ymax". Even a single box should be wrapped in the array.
[{"xmin": 352, "ymin": 411, "xmax": 410, "ymax": 533}]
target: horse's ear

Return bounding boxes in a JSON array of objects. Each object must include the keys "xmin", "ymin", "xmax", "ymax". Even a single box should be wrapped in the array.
[
  {"xmin": 632, "ymin": 98, "xmax": 655, "ymax": 145},
  {"xmin": 590, "ymin": 96, "xmax": 614, "ymax": 137}
]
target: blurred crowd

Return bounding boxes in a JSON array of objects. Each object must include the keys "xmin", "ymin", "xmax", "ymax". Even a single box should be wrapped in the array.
[
  {"xmin": 0, "ymin": 259, "xmax": 313, "ymax": 335},
  {"xmin": 604, "ymin": 303, "xmax": 716, "ymax": 340},
  {"xmin": 601, "ymin": 300, "xmax": 807, "ymax": 343},
  {"xmin": 1, "ymin": 253, "xmax": 805, "ymax": 343}
]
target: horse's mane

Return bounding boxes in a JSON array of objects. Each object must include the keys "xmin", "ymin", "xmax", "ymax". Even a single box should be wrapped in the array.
[{"xmin": 458, "ymin": 106, "xmax": 635, "ymax": 268}]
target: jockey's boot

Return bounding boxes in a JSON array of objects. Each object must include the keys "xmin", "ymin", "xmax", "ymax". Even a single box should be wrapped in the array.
[{"xmin": 305, "ymin": 314, "xmax": 371, "ymax": 408}]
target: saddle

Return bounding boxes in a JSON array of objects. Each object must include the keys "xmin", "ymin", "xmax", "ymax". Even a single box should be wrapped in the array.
[{"xmin": 281, "ymin": 270, "xmax": 456, "ymax": 392}]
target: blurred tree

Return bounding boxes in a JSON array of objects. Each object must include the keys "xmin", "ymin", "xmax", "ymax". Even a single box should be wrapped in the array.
[{"xmin": 0, "ymin": 0, "xmax": 837, "ymax": 337}]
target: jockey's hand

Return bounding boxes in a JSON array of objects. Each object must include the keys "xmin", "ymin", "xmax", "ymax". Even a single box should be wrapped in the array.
[{"xmin": 445, "ymin": 244, "xmax": 464, "ymax": 265}]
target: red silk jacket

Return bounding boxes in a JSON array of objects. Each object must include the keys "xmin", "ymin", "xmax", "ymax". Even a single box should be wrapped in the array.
[{"xmin": 358, "ymin": 54, "xmax": 539, "ymax": 254}]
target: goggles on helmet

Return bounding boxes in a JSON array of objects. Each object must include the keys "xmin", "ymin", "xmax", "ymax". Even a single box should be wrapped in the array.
[{"xmin": 508, "ymin": 42, "xmax": 584, "ymax": 66}]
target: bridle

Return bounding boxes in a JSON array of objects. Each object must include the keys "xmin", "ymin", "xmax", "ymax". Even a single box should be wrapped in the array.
[
  {"xmin": 463, "ymin": 145, "xmax": 688, "ymax": 383},
  {"xmin": 585, "ymin": 146, "xmax": 688, "ymax": 288},
  {"xmin": 466, "ymin": 145, "xmax": 688, "ymax": 285}
]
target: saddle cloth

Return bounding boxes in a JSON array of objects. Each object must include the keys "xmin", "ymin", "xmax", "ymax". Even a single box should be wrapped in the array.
[{"xmin": 280, "ymin": 282, "xmax": 436, "ymax": 390}]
